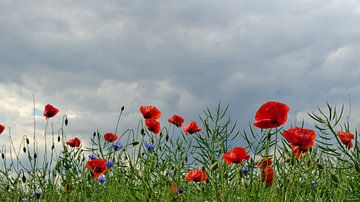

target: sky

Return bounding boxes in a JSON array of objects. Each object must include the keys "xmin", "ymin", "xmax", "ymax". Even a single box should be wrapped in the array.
[{"xmin": 1, "ymin": 0, "xmax": 360, "ymax": 151}]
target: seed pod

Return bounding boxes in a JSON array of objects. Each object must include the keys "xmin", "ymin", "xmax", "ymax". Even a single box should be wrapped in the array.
[
  {"xmin": 26, "ymin": 138, "xmax": 30, "ymax": 145},
  {"xmin": 22, "ymin": 175, "xmax": 26, "ymax": 183},
  {"xmin": 65, "ymin": 118, "xmax": 68, "ymax": 126},
  {"xmin": 23, "ymin": 147, "xmax": 26, "ymax": 153},
  {"xmin": 331, "ymin": 173, "xmax": 339, "ymax": 183},
  {"xmin": 210, "ymin": 162, "xmax": 218, "ymax": 171}
]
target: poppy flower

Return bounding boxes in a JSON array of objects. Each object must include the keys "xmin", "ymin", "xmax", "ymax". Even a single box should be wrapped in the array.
[
  {"xmin": 0, "ymin": 124, "xmax": 5, "ymax": 134},
  {"xmin": 66, "ymin": 137, "xmax": 81, "ymax": 148},
  {"xmin": 86, "ymin": 159, "xmax": 108, "ymax": 180},
  {"xmin": 104, "ymin": 133, "xmax": 118, "ymax": 142},
  {"xmin": 223, "ymin": 147, "xmax": 250, "ymax": 164},
  {"xmin": 43, "ymin": 104, "xmax": 60, "ymax": 119},
  {"xmin": 282, "ymin": 127, "xmax": 316, "ymax": 159},
  {"xmin": 168, "ymin": 115, "xmax": 184, "ymax": 127},
  {"xmin": 261, "ymin": 166, "xmax": 274, "ymax": 186},
  {"xmin": 337, "ymin": 131, "xmax": 354, "ymax": 149},
  {"xmin": 185, "ymin": 169, "xmax": 208, "ymax": 182},
  {"xmin": 253, "ymin": 101, "xmax": 289, "ymax": 129},
  {"xmin": 256, "ymin": 156, "xmax": 273, "ymax": 168},
  {"xmin": 145, "ymin": 119, "xmax": 161, "ymax": 134},
  {"xmin": 139, "ymin": 106, "xmax": 161, "ymax": 119},
  {"xmin": 183, "ymin": 121, "xmax": 201, "ymax": 135}
]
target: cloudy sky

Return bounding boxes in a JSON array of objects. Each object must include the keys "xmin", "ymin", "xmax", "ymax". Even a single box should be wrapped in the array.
[{"xmin": 1, "ymin": 0, "xmax": 360, "ymax": 150}]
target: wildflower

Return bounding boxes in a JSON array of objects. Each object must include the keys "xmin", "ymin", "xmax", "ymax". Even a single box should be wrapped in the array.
[
  {"xmin": 337, "ymin": 131, "xmax": 354, "ymax": 149},
  {"xmin": 168, "ymin": 115, "xmax": 184, "ymax": 127},
  {"xmin": 185, "ymin": 169, "xmax": 208, "ymax": 182},
  {"xmin": 170, "ymin": 183, "xmax": 184, "ymax": 197},
  {"xmin": 0, "ymin": 124, "xmax": 5, "ymax": 134},
  {"xmin": 106, "ymin": 161, "xmax": 114, "ymax": 168},
  {"xmin": 32, "ymin": 191, "xmax": 41, "ymax": 199},
  {"xmin": 282, "ymin": 127, "xmax": 316, "ymax": 159},
  {"xmin": 145, "ymin": 143, "xmax": 155, "ymax": 150},
  {"xmin": 312, "ymin": 180, "xmax": 316, "ymax": 189},
  {"xmin": 86, "ymin": 159, "xmax": 108, "ymax": 180},
  {"xmin": 43, "ymin": 104, "xmax": 60, "ymax": 119},
  {"xmin": 145, "ymin": 119, "xmax": 161, "ymax": 134},
  {"xmin": 88, "ymin": 154, "xmax": 97, "ymax": 160},
  {"xmin": 183, "ymin": 121, "xmax": 201, "ymax": 135},
  {"xmin": 242, "ymin": 167, "xmax": 249, "ymax": 175},
  {"xmin": 104, "ymin": 133, "xmax": 118, "ymax": 142},
  {"xmin": 261, "ymin": 166, "xmax": 274, "ymax": 186},
  {"xmin": 256, "ymin": 156, "xmax": 273, "ymax": 168},
  {"xmin": 97, "ymin": 176, "xmax": 107, "ymax": 183},
  {"xmin": 139, "ymin": 105, "xmax": 161, "ymax": 119},
  {"xmin": 253, "ymin": 101, "xmax": 289, "ymax": 129},
  {"xmin": 223, "ymin": 147, "xmax": 250, "ymax": 164},
  {"xmin": 66, "ymin": 137, "xmax": 81, "ymax": 148},
  {"xmin": 112, "ymin": 142, "xmax": 123, "ymax": 151}
]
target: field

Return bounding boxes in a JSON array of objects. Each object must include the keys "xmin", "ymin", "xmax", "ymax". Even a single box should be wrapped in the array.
[{"xmin": 0, "ymin": 102, "xmax": 359, "ymax": 201}]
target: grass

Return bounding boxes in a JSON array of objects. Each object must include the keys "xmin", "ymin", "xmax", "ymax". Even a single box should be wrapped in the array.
[{"xmin": 0, "ymin": 103, "xmax": 359, "ymax": 201}]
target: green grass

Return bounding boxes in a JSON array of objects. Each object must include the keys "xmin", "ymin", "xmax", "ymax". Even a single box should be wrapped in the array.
[{"xmin": 0, "ymin": 103, "xmax": 359, "ymax": 201}]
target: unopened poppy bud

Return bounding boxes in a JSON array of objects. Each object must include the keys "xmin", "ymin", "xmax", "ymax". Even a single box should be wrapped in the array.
[
  {"xmin": 22, "ymin": 175, "xmax": 26, "ymax": 183},
  {"xmin": 57, "ymin": 136, "xmax": 61, "ymax": 142},
  {"xmin": 1, "ymin": 153, "xmax": 4, "ymax": 159},
  {"xmin": 93, "ymin": 132, "xmax": 96, "ymax": 137},
  {"xmin": 141, "ymin": 128, "xmax": 145, "ymax": 136},
  {"xmin": 121, "ymin": 106, "xmax": 125, "ymax": 111},
  {"xmin": 65, "ymin": 118, "xmax": 68, "ymax": 126},
  {"xmin": 165, "ymin": 135, "xmax": 169, "ymax": 142},
  {"xmin": 331, "ymin": 173, "xmax": 339, "ymax": 183},
  {"xmin": 51, "ymin": 144, "xmax": 55, "ymax": 150},
  {"xmin": 210, "ymin": 162, "xmax": 218, "ymax": 171},
  {"xmin": 26, "ymin": 138, "xmax": 30, "ymax": 144},
  {"xmin": 34, "ymin": 153, "xmax": 37, "ymax": 159},
  {"xmin": 23, "ymin": 147, "xmax": 26, "ymax": 153},
  {"xmin": 355, "ymin": 163, "xmax": 360, "ymax": 173}
]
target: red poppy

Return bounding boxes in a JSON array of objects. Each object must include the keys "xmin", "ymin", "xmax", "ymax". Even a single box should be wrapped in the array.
[
  {"xmin": 253, "ymin": 101, "xmax": 289, "ymax": 129},
  {"xmin": 337, "ymin": 131, "xmax": 354, "ymax": 149},
  {"xmin": 168, "ymin": 115, "xmax": 184, "ymax": 127},
  {"xmin": 223, "ymin": 147, "xmax": 250, "ymax": 164},
  {"xmin": 0, "ymin": 124, "xmax": 5, "ymax": 134},
  {"xmin": 185, "ymin": 170, "xmax": 208, "ymax": 182},
  {"xmin": 145, "ymin": 119, "xmax": 161, "ymax": 134},
  {"xmin": 183, "ymin": 121, "xmax": 201, "ymax": 135},
  {"xmin": 139, "ymin": 106, "xmax": 161, "ymax": 119},
  {"xmin": 86, "ymin": 159, "xmax": 108, "ymax": 179},
  {"xmin": 104, "ymin": 133, "xmax": 118, "ymax": 142},
  {"xmin": 262, "ymin": 166, "xmax": 274, "ymax": 186},
  {"xmin": 66, "ymin": 137, "xmax": 81, "ymax": 148},
  {"xmin": 282, "ymin": 127, "xmax": 316, "ymax": 159},
  {"xmin": 43, "ymin": 104, "xmax": 60, "ymax": 119},
  {"xmin": 256, "ymin": 156, "xmax": 273, "ymax": 168}
]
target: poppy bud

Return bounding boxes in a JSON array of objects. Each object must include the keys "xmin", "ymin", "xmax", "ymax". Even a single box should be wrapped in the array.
[
  {"xmin": 34, "ymin": 153, "xmax": 37, "ymax": 159},
  {"xmin": 210, "ymin": 162, "xmax": 218, "ymax": 171},
  {"xmin": 26, "ymin": 138, "xmax": 30, "ymax": 144},
  {"xmin": 165, "ymin": 135, "xmax": 169, "ymax": 142},
  {"xmin": 331, "ymin": 173, "xmax": 339, "ymax": 183},
  {"xmin": 141, "ymin": 129, "xmax": 145, "ymax": 136},
  {"xmin": 23, "ymin": 147, "xmax": 26, "ymax": 153},
  {"xmin": 93, "ymin": 132, "xmax": 96, "ymax": 137},
  {"xmin": 185, "ymin": 157, "xmax": 188, "ymax": 163},
  {"xmin": 1, "ymin": 153, "xmax": 4, "ymax": 159},
  {"xmin": 65, "ymin": 118, "xmax": 68, "ymax": 126},
  {"xmin": 57, "ymin": 136, "xmax": 61, "ymax": 142},
  {"xmin": 22, "ymin": 175, "xmax": 26, "ymax": 183},
  {"xmin": 51, "ymin": 144, "xmax": 55, "ymax": 150},
  {"xmin": 121, "ymin": 106, "xmax": 125, "ymax": 111},
  {"xmin": 355, "ymin": 163, "xmax": 360, "ymax": 173}
]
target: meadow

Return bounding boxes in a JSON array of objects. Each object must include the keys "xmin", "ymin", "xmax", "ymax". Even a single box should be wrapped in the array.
[{"xmin": 0, "ymin": 101, "xmax": 359, "ymax": 201}]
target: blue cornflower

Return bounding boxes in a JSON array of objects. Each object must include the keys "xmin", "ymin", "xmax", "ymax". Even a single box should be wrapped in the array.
[
  {"xmin": 242, "ymin": 167, "xmax": 249, "ymax": 175},
  {"xmin": 145, "ymin": 143, "xmax": 155, "ymax": 150},
  {"xmin": 88, "ymin": 154, "xmax": 97, "ymax": 160},
  {"xmin": 312, "ymin": 180, "xmax": 316, "ymax": 189},
  {"xmin": 106, "ymin": 161, "xmax": 114, "ymax": 168},
  {"xmin": 97, "ymin": 176, "xmax": 107, "ymax": 183},
  {"xmin": 32, "ymin": 191, "xmax": 41, "ymax": 199},
  {"xmin": 113, "ymin": 142, "xmax": 123, "ymax": 151}
]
